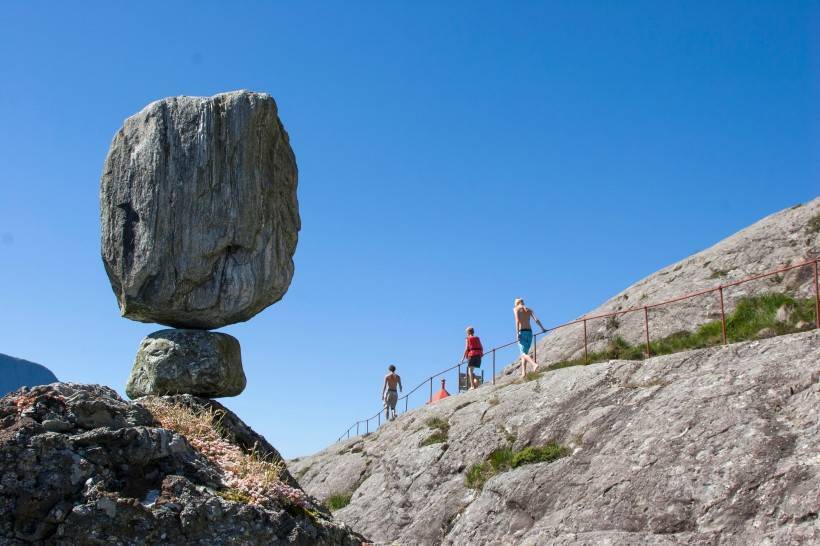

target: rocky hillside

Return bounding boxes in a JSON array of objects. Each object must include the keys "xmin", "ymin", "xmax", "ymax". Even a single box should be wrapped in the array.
[
  {"xmin": 0, "ymin": 383, "xmax": 364, "ymax": 545},
  {"xmin": 518, "ymin": 198, "xmax": 819, "ymax": 371},
  {"xmin": 0, "ymin": 354, "xmax": 58, "ymax": 397},
  {"xmin": 290, "ymin": 330, "xmax": 819, "ymax": 545}
]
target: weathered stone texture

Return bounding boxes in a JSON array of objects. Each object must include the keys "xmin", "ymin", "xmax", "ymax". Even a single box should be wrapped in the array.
[
  {"xmin": 290, "ymin": 331, "xmax": 820, "ymax": 545},
  {"xmin": 100, "ymin": 90, "xmax": 300, "ymax": 329},
  {"xmin": 0, "ymin": 383, "xmax": 364, "ymax": 545},
  {"xmin": 125, "ymin": 329, "xmax": 246, "ymax": 399}
]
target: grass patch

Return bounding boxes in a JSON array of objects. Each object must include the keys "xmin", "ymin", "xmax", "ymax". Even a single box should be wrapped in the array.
[
  {"xmin": 326, "ymin": 492, "xmax": 352, "ymax": 511},
  {"xmin": 142, "ymin": 399, "xmax": 310, "ymax": 510},
  {"xmin": 465, "ymin": 442, "xmax": 570, "ymax": 489},
  {"xmin": 547, "ymin": 293, "xmax": 815, "ymax": 371},
  {"xmin": 420, "ymin": 431, "xmax": 447, "ymax": 446},
  {"xmin": 709, "ymin": 269, "xmax": 729, "ymax": 279},
  {"xmin": 807, "ymin": 213, "xmax": 820, "ymax": 235},
  {"xmin": 218, "ymin": 488, "xmax": 252, "ymax": 503},
  {"xmin": 524, "ymin": 370, "xmax": 545, "ymax": 381},
  {"xmin": 420, "ymin": 417, "xmax": 450, "ymax": 446}
]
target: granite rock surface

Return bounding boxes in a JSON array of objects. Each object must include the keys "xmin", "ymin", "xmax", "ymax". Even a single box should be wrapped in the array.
[
  {"xmin": 290, "ymin": 331, "xmax": 820, "ymax": 545},
  {"xmin": 100, "ymin": 90, "xmax": 300, "ymax": 329},
  {"xmin": 0, "ymin": 383, "xmax": 364, "ymax": 545}
]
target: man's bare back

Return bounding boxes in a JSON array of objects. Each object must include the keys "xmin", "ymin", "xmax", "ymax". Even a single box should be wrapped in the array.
[
  {"xmin": 515, "ymin": 305, "xmax": 534, "ymax": 331},
  {"xmin": 382, "ymin": 366, "xmax": 402, "ymax": 420},
  {"xmin": 384, "ymin": 373, "xmax": 401, "ymax": 390}
]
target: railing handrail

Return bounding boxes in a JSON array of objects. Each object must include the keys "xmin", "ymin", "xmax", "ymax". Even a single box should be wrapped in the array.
[{"xmin": 336, "ymin": 257, "xmax": 819, "ymax": 442}]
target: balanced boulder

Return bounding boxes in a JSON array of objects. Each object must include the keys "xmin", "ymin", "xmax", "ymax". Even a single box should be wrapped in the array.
[
  {"xmin": 100, "ymin": 90, "xmax": 300, "ymax": 330},
  {"xmin": 126, "ymin": 329, "xmax": 246, "ymax": 398}
]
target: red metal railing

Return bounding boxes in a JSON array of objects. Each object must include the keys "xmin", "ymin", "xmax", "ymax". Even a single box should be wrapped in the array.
[{"xmin": 336, "ymin": 257, "xmax": 819, "ymax": 443}]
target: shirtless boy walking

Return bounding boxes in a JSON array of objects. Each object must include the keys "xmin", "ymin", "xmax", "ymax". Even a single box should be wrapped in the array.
[
  {"xmin": 515, "ymin": 298, "xmax": 545, "ymax": 377},
  {"xmin": 382, "ymin": 365, "xmax": 403, "ymax": 421}
]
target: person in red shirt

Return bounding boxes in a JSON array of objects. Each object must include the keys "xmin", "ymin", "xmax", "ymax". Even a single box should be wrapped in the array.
[{"xmin": 462, "ymin": 327, "xmax": 484, "ymax": 390}]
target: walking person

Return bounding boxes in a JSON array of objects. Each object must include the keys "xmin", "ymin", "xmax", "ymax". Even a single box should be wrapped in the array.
[
  {"xmin": 515, "ymin": 298, "xmax": 545, "ymax": 377},
  {"xmin": 462, "ymin": 327, "xmax": 484, "ymax": 390},
  {"xmin": 382, "ymin": 365, "xmax": 402, "ymax": 421}
]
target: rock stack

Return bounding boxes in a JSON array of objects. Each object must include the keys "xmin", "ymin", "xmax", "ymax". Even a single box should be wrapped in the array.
[{"xmin": 100, "ymin": 90, "xmax": 300, "ymax": 398}]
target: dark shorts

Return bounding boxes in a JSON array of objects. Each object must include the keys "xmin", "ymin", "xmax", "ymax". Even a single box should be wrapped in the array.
[{"xmin": 468, "ymin": 356, "xmax": 482, "ymax": 368}]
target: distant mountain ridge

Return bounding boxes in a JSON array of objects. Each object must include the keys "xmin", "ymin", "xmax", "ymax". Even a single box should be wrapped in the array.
[{"xmin": 0, "ymin": 353, "xmax": 58, "ymax": 396}]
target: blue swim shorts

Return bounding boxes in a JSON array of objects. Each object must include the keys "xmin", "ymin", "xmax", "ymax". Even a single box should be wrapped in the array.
[{"xmin": 518, "ymin": 329, "xmax": 533, "ymax": 355}]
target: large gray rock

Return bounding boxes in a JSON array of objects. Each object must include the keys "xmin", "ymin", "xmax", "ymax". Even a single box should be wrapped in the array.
[
  {"xmin": 0, "ymin": 383, "xmax": 364, "ymax": 545},
  {"xmin": 290, "ymin": 331, "xmax": 820, "ymax": 545},
  {"xmin": 100, "ymin": 90, "xmax": 300, "ymax": 329},
  {"xmin": 125, "ymin": 329, "xmax": 246, "ymax": 398}
]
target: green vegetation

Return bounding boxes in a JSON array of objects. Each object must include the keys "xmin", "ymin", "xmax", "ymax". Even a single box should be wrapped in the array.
[
  {"xmin": 420, "ymin": 417, "xmax": 450, "ymax": 446},
  {"xmin": 326, "ymin": 492, "xmax": 352, "ymax": 511},
  {"xmin": 709, "ymin": 269, "xmax": 729, "ymax": 279},
  {"xmin": 807, "ymin": 213, "xmax": 820, "ymax": 234},
  {"xmin": 465, "ymin": 442, "xmax": 570, "ymax": 489},
  {"xmin": 547, "ymin": 293, "xmax": 815, "ymax": 372},
  {"xmin": 217, "ymin": 488, "xmax": 252, "ymax": 504},
  {"xmin": 524, "ymin": 370, "xmax": 545, "ymax": 381}
]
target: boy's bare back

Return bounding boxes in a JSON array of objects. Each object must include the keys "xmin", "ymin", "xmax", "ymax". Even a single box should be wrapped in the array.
[
  {"xmin": 384, "ymin": 373, "xmax": 401, "ymax": 389},
  {"xmin": 515, "ymin": 305, "xmax": 533, "ymax": 330}
]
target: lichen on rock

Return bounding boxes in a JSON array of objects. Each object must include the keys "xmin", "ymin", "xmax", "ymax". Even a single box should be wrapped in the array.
[
  {"xmin": 125, "ymin": 329, "xmax": 246, "ymax": 398},
  {"xmin": 0, "ymin": 383, "xmax": 365, "ymax": 545}
]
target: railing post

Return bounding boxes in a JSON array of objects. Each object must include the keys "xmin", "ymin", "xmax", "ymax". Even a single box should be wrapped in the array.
[
  {"xmin": 718, "ymin": 286, "xmax": 727, "ymax": 345},
  {"xmin": 378, "ymin": 412, "xmax": 380, "ymax": 427},
  {"xmin": 643, "ymin": 307, "xmax": 651, "ymax": 357},
  {"xmin": 429, "ymin": 377, "xmax": 433, "ymax": 403},
  {"xmin": 814, "ymin": 260, "xmax": 819, "ymax": 330},
  {"xmin": 366, "ymin": 419, "xmax": 369, "ymax": 434},
  {"xmin": 583, "ymin": 319, "xmax": 588, "ymax": 363},
  {"xmin": 347, "ymin": 429, "xmax": 350, "ymax": 439},
  {"xmin": 405, "ymin": 396, "xmax": 408, "ymax": 413},
  {"xmin": 533, "ymin": 332, "xmax": 538, "ymax": 365},
  {"xmin": 492, "ymin": 349, "xmax": 496, "ymax": 385},
  {"xmin": 458, "ymin": 362, "xmax": 461, "ymax": 392},
  {"xmin": 356, "ymin": 422, "xmax": 359, "ymax": 436}
]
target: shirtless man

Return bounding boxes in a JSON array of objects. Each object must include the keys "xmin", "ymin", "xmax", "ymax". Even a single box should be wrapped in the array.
[
  {"xmin": 515, "ymin": 298, "xmax": 545, "ymax": 377},
  {"xmin": 382, "ymin": 365, "xmax": 403, "ymax": 421}
]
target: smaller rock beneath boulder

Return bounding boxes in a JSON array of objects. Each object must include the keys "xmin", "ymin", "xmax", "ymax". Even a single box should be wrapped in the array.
[{"xmin": 126, "ymin": 330, "xmax": 246, "ymax": 399}]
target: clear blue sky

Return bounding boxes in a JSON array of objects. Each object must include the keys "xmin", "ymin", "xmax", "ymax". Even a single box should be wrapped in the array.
[{"xmin": 0, "ymin": 2, "xmax": 816, "ymax": 458}]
